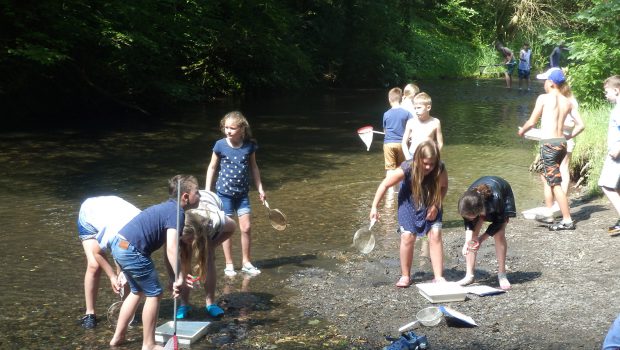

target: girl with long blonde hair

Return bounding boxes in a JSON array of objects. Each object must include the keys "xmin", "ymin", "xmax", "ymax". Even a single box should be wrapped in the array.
[{"xmin": 370, "ymin": 140, "xmax": 448, "ymax": 287}]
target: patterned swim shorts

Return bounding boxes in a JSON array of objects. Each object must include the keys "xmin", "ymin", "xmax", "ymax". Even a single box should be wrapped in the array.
[{"xmin": 540, "ymin": 139, "xmax": 567, "ymax": 187}]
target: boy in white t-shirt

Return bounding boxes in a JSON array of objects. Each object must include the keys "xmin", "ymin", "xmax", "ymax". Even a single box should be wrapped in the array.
[
  {"xmin": 600, "ymin": 75, "xmax": 620, "ymax": 235},
  {"xmin": 518, "ymin": 43, "xmax": 532, "ymax": 90},
  {"xmin": 77, "ymin": 196, "xmax": 141, "ymax": 329}
]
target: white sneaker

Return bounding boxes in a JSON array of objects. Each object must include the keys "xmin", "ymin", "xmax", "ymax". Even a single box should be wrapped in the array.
[
  {"xmin": 224, "ymin": 267, "xmax": 237, "ymax": 277},
  {"xmin": 241, "ymin": 263, "xmax": 261, "ymax": 276}
]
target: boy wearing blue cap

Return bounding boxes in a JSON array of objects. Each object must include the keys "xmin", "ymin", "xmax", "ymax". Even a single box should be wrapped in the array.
[{"xmin": 518, "ymin": 68, "xmax": 576, "ymax": 231}]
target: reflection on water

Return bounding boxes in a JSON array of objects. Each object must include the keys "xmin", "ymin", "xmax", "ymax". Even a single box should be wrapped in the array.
[{"xmin": 0, "ymin": 79, "xmax": 545, "ymax": 348}]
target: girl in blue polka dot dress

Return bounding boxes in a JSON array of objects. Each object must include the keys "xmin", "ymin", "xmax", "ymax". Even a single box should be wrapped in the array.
[
  {"xmin": 206, "ymin": 111, "xmax": 266, "ymax": 277},
  {"xmin": 369, "ymin": 140, "xmax": 448, "ymax": 288}
]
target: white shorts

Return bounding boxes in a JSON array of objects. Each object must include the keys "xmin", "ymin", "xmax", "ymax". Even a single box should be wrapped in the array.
[
  {"xmin": 566, "ymin": 138, "xmax": 575, "ymax": 153},
  {"xmin": 598, "ymin": 154, "xmax": 620, "ymax": 190}
]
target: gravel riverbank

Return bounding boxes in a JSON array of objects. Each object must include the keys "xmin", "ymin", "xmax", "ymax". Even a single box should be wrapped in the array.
[{"xmin": 285, "ymin": 195, "xmax": 620, "ymax": 349}]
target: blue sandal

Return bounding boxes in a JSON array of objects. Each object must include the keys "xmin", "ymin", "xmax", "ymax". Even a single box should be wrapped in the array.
[
  {"xmin": 206, "ymin": 304, "xmax": 224, "ymax": 318},
  {"xmin": 176, "ymin": 305, "xmax": 191, "ymax": 319}
]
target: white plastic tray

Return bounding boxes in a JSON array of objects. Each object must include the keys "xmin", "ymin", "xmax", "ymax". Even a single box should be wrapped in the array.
[
  {"xmin": 416, "ymin": 282, "xmax": 467, "ymax": 303},
  {"xmin": 155, "ymin": 321, "xmax": 211, "ymax": 346}
]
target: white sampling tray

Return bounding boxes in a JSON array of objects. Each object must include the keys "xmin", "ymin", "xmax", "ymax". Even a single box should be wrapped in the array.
[
  {"xmin": 155, "ymin": 321, "xmax": 211, "ymax": 346},
  {"xmin": 522, "ymin": 204, "xmax": 561, "ymax": 220},
  {"xmin": 416, "ymin": 282, "xmax": 467, "ymax": 303}
]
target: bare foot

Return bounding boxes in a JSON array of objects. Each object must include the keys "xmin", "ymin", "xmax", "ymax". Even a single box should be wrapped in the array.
[
  {"xmin": 109, "ymin": 335, "xmax": 126, "ymax": 346},
  {"xmin": 498, "ymin": 273, "xmax": 511, "ymax": 290},
  {"xmin": 395, "ymin": 275, "xmax": 411, "ymax": 288}
]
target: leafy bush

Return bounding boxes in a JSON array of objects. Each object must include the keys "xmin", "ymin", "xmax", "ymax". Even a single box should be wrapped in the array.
[
  {"xmin": 571, "ymin": 104, "xmax": 611, "ymax": 195},
  {"xmin": 567, "ymin": 0, "xmax": 620, "ymax": 105}
]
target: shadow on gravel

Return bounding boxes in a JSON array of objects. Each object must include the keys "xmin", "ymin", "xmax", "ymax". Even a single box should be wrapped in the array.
[
  {"xmin": 439, "ymin": 268, "xmax": 542, "ymax": 288},
  {"xmin": 501, "ymin": 270, "xmax": 542, "ymax": 286},
  {"xmin": 571, "ymin": 204, "xmax": 609, "ymax": 221}
]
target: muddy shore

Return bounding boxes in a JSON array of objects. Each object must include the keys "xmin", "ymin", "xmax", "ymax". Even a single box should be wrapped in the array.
[{"xmin": 281, "ymin": 195, "xmax": 620, "ymax": 349}]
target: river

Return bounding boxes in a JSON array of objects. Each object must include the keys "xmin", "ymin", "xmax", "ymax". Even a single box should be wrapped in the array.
[{"xmin": 0, "ymin": 79, "xmax": 545, "ymax": 348}]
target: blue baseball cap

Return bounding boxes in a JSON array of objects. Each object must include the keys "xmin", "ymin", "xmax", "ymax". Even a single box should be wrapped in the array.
[{"xmin": 536, "ymin": 68, "xmax": 566, "ymax": 84}]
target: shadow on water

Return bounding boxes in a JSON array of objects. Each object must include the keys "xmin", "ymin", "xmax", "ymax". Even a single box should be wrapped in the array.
[
  {"xmin": 254, "ymin": 254, "xmax": 318, "ymax": 269},
  {"xmin": 0, "ymin": 78, "xmax": 555, "ymax": 348}
]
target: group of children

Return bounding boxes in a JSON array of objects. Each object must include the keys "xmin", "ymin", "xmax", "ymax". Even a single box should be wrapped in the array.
[
  {"xmin": 495, "ymin": 41, "xmax": 533, "ymax": 90},
  {"xmin": 372, "ymin": 71, "xmax": 620, "ymax": 292},
  {"xmin": 74, "ymin": 72, "xmax": 620, "ymax": 348},
  {"xmin": 372, "ymin": 83, "xmax": 515, "ymax": 289},
  {"xmin": 77, "ymin": 112, "xmax": 266, "ymax": 350}
]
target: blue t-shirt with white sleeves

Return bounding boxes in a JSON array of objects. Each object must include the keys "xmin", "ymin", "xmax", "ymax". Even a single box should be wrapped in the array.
[{"xmin": 213, "ymin": 138, "xmax": 257, "ymax": 198}]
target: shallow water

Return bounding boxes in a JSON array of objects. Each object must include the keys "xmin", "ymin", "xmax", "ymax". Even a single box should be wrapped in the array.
[{"xmin": 0, "ymin": 79, "xmax": 545, "ymax": 348}]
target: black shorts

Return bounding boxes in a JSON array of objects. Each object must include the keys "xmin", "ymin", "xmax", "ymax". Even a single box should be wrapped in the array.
[{"xmin": 485, "ymin": 220, "xmax": 508, "ymax": 236}]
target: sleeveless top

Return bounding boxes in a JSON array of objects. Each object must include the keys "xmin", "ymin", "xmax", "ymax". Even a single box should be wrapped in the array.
[{"xmin": 397, "ymin": 160, "xmax": 444, "ymax": 236}]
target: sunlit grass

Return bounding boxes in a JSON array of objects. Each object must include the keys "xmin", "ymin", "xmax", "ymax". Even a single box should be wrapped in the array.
[{"xmin": 571, "ymin": 104, "xmax": 612, "ymax": 196}]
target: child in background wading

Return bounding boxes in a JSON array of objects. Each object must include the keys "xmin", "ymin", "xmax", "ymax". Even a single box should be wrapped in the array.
[
  {"xmin": 206, "ymin": 111, "xmax": 266, "ymax": 277},
  {"xmin": 370, "ymin": 140, "xmax": 448, "ymax": 287},
  {"xmin": 400, "ymin": 83, "xmax": 420, "ymax": 115},
  {"xmin": 382, "ymin": 87, "xmax": 413, "ymax": 185},
  {"xmin": 401, "ymin": 92, "xmax": 443, "ymax": 160}
]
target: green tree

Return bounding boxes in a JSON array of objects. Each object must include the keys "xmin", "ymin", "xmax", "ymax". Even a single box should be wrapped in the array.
[{"xmin": 567, "ymin": 0, "xmax": 620, "ymax": 104}]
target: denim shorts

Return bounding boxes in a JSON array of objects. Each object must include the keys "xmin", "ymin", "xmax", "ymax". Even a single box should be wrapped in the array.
[
  {"xmin": 218, "ymin": 193, "xmax": 251, "ymax": 217},
  {"xmin": 77, "ymin": 213, "xmax": 97, "ymax": 241},
  {"xmin": 110, "ymin": 236, "xmax": 163, "ymax": 297}
]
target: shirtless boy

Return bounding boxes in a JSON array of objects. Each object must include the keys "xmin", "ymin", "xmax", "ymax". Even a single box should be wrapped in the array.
[
  {"xmin": 518, "ymin": 68, "xmax": 575, "ymax": 230},
  {"xmin": 496, "ymin": 41, "xmax": 516, "ymax": 88},
  {"xmin": 402, "ymin": 92, "xmax": 443, "ymax": 160}
]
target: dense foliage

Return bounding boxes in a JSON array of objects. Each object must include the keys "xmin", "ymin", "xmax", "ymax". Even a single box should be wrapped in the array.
[
  {"xmin": 0, "ymin": 1, "xmax": 490, "ymax": 118},
  {"xmin": 0, "ymin": 0, "xmax": 615, "ymax": 119},
  {"xmin": 566, "ymin": 0, "xmax": 620, "ymax": 105}
]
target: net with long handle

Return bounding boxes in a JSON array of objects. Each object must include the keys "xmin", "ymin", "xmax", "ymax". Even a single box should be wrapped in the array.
[
  {"xmin": 353, "ymin": 219, "xmax": 376, "ymax": 254},
  {"xmin": 264, "ymin": 201, "xmax": 288, "ymax": 231},
  {"xmin": 357, "ymin": 126, "xmax": 374, "ymax": 151}
]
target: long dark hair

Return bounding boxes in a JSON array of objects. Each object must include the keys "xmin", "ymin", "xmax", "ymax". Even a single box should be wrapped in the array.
[{"xmin": 458, "ymin": 184, "xmax": 492, "ymax": 218}]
